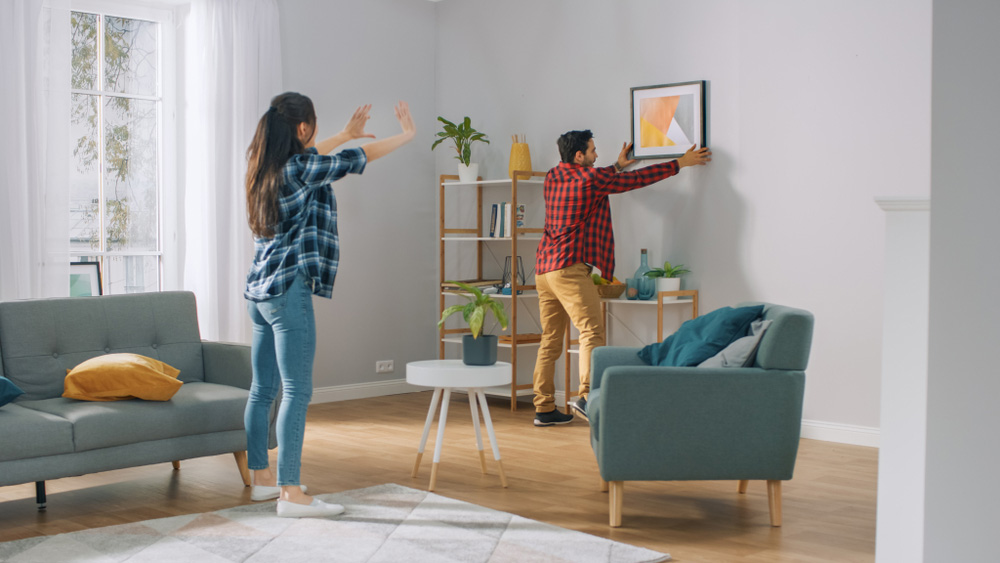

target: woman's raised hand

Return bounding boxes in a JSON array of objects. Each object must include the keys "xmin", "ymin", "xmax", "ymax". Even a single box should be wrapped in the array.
[
  {"xmin": 342, "ymin": 104, "xmax": 375, "ymax": 140},
  {"xmin": 394, "ymin": 101, "xmax": 416, "ymax": 140}
]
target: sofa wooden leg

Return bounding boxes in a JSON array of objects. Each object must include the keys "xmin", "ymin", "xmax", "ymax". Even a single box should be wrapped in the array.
[
  {"xmin": 600, "ymin": 478, "xmax": 609, "ymax": 492},
  {"xmin": 767, "ymin": 480, "xmax": 783, "ymax": 527},
  {"xmin": 738, "ymin": 479, "xmax": 749, "ymax": 494},
  {"xmin": 609, "ymin": 481, "xmax": 623, "ymax": 527},
  {"xmin": 35, "ymin": 481, "xmax": 46, "ymax": 511},
  {"xmin": 172, "ymin": 461, "xmax": 181, "ymax": 470},
  {"xmin": 233, "ymin": 451, "xmax": 251, "ymax": 487}
]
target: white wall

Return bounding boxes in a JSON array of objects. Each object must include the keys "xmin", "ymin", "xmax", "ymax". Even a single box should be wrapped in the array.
[
  {"xmin": 434, "ymin": 0, "xmax": 931, "ymax": 433},
  {"xmin": 924, "ymin": 1, "xmax": 1000, "ymax": 558},
  {"xmin": 278, "ymin": 0, "xmax": 439, "ymax": 391}
]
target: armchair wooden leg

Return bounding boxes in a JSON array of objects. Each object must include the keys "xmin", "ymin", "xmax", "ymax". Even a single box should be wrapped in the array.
[
  {"xmin": 767, "ymin": 480, "xmax": 783, "ymax": 527},
  {"xmin": 600, "ymin": 478, "xmax": 609, "ymax": 492},
  {"xmin": 172, "ymin": 461, "xmax": 181, "ymax": 470},
  {"xmin": 609, "ymin": 481, "xmax": 623, "ymax": 527},
  {"xmin": 233, "ymin": 451, "xmax": 251, "ymax": 487},
  {"xmin": 738, "ymin": 479, "xmax": 749, "ymax": 494}
]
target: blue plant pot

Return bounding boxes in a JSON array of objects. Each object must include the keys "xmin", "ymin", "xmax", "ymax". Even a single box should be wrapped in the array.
[{"xmin": 462, "ymin": 334, "xmax": 498, "ymax": 366}]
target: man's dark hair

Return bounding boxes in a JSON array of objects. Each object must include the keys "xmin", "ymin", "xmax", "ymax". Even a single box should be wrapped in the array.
[{"xmin": 557, "ymin": 130, "xmax": 593, "ymax": 164}]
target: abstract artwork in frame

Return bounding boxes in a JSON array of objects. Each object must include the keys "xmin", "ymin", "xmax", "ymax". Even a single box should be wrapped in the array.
[
  {"xmin": 70, "ymin": 261, "xmax": 102, "ymax": 297},
  {"xmin": 630, "ymin": 81, "xmax": 707, "ymax": 159}
]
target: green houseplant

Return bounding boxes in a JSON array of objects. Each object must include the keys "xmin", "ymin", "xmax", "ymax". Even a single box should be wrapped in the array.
[
  {"xmin": 643, "ymin": 261, "xmax": 691, "ymax": 299},
  {"xmin": 438, "ymin": 281, "xmax": 508, "ymax": 365},
  {"xmin": 432, "ymin": 116, "xmax": 490, "ymax": 183}
]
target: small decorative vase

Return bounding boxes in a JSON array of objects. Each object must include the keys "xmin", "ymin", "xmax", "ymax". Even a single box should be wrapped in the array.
[
  {"xmin": 457, "ymin": 163, "xmax": 479, "ymax": 183},
  {"xmin": 508, "ymin": 142, "xmax": 532, "ymax": 179},
  {"xmin": 637, "ymin": 276, "xmax": 656, "ymax": 300},
  {"xmin": 463, "ymin": 334, "xmax": 497, "ymax": 366},
  {"xmin": 655, "ymin": 277, "xmax": 681, "ymax": 301}
]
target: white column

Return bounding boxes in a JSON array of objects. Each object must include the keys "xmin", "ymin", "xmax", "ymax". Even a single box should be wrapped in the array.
[{"xmin": 874, "ymin": 197, "xmax": 929, "ymax": 563}]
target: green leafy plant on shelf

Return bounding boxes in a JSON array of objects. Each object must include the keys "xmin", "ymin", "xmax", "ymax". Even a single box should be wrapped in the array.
[
  {"xmin": 438, "ymin": 281, "xmax": 508, "ymax": 338},
  {"xmin": 431, "ymin": 116, "xmax": 490, "ymax": 165},
  {"xmin": 643, "ymin": 261, "xmax": 692, "ymax": 278}
]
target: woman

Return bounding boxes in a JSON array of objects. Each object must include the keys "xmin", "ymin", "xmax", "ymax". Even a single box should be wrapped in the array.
[{"xmin": 243, "ymin": 92, "xmax": 415, "ymax": 518}]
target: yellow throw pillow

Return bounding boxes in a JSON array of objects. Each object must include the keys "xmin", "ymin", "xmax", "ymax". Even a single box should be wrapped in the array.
[{"xmin": 63, "ymin": 353, "xmax": 182, "ymax": 402}]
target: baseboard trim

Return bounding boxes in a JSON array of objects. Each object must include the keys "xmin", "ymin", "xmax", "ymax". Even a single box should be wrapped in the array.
[
  {"xmin": 311, "ymin": 379, "xmax": 416, "ymax": 404},
  {"xmin": 801, "ymin": 419, "xmax": 880, "ymax": 448}
]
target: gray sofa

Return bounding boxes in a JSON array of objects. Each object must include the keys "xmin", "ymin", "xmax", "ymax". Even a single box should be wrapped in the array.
[{"xmin": 0, "ymin": 291, "xmax": 262, "ymax": 509}]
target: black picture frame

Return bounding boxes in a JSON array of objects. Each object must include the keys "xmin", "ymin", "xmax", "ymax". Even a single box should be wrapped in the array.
[
  {"xmin": 70, "ymin": 261, "xmax": 102, "ymax": 297},
  {"xmin": 630, "ymin": 80, "xmax": 708, "ymax": 160}
]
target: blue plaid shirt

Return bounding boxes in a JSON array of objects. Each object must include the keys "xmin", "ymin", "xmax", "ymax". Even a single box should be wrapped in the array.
[{"xmin": 244, "ymin": 147, "xmax": 367, "ymax": 301}]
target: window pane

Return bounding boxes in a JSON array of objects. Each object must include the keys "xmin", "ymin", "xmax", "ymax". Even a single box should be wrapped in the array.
[
  {"xmin": 104, "ymin": 97, "xmax": 157, "ymax": 252},
  {"xmin": 104, "ymin": 16, "xmax": 157, "ymax": 96},
  {"xmin": 105, "ymin": 255, "xmax": 158, "ymax": 294},
  {"xmin": 71, "ymin": 12, "xmax": 98, "ymax": 90},
  {"xmin": 70, "ymin": 93, "xmax": 100, "ymax": 253}
]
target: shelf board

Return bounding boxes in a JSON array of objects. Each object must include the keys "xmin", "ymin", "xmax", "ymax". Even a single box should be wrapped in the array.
[
  {"xmin": 441, "ymin": 337, "xmax": 541, "ymax": 348},
  {"xmin": 442, "ymin": 236, "xmax": 543, "ymax": 242},
  {"xmin": 442, "ymin": 179, "xmax": 544, "ymax": 187},
  {"xmin": 480, "ymin": 385, "xmax": 534, "ymax": 398},
  {"xmin": 442, "ymin": 291, "xmax": 538, "ymax": 299},
  {"xmin": 600, "ymin": 297, "xmax": 696, "ymax": 305}
]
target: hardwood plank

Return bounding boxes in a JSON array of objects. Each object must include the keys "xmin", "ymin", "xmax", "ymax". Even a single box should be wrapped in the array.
[{"xmin": 0, "ymin": 391, "xmax": 877, "ymax": 561}]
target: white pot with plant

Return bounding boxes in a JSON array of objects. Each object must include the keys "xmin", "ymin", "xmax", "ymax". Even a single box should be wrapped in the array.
[
  {"xmin": 438, "ymin": 281, "xmax": 509, "ymax": 365},
  {"xmin": 432, "ymin": 116, "xmax": 490, "ymax": 183},
  {"xmin": 644, "ymin": 261, "xmax": 691, "ymax": 301}
]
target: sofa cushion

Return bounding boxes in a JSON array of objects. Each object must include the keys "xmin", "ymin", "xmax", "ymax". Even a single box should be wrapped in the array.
[
  {"xmin": 0, "ymin": 376, "xmax": 25, "ymax": 407},
  {"xmin": 0, "ymin": 403, "xmax": 75, "ymax": 461},
  {"xmin": 698, "ymin": 319, "xmax": 772, "ymax": 368},
  {"xmin": 638, "ymin": 305, "xmax": 764, "ymax": 367},
  {"xmin": 0, "ymin": 292, "xmax": 206, "ymax": 401},
  {"xmin": 63, "ymin": 354, "xmax": 182, "ymax": 402},
  {"xmin": 15, "ymin": 382, "xmax": 248, "ymax": 452}
]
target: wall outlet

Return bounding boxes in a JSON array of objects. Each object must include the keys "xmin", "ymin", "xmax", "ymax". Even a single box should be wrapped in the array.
[{"xmin": 375, "ymin": 360, "xmax": 394, "ymax": 374}]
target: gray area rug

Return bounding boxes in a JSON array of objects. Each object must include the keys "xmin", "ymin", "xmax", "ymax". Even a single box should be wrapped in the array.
[{"xmin": 0, "ymin": 483, "xmax": 669, "ymax": 562}]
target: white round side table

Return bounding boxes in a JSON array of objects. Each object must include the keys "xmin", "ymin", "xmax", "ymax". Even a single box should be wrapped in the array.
[{"xmin": 406, "ymin": 360, "xmax": 511, "ymax": 491}]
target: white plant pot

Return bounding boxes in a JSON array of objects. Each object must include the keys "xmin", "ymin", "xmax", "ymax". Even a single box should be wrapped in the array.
[
  {"xmin": 457, "ymin": 163, "xmax": 479, "ymax": 183},
  {"xmin": 655, "ymin": 277, "xmax": 681, "ymax": 300}
]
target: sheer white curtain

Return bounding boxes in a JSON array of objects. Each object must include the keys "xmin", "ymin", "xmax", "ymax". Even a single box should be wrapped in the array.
[
  {"xmin": 183, "ymin": 0, "xmax": 281, "ymax": 342},
  {"xmin": 0, "ymin": 0, "xmax": 70, "ymax": 301}
]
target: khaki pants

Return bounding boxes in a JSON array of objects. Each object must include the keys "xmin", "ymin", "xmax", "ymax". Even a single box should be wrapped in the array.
[{"xmin": 532, "ymin": 262, "xmax": 605, "ymax": 413}]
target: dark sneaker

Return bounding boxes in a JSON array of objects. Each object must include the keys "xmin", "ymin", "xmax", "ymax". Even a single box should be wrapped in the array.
[
  {"xmin": 569, "ymin": 397, "xmax": 589, "ymax": 422},
  {"xmin": 534, "ymin": 408, "xmax": 574, "ymax": 427}
]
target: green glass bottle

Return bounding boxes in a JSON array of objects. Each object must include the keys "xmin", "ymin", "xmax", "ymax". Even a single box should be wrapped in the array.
[{"xmin": 633, "ymin": 248, "xmax": 652, "ymax": 279}]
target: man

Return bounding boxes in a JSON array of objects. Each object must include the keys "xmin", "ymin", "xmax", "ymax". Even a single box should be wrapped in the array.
[{"xmin": 531, "ymin": 130, "xmax": 711, "ymax": 426}]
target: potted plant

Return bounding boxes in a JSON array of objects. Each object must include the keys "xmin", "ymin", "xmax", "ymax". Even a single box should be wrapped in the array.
[
  {"xmin": 643, "ymin": 261, "xmax": 691, "ymax": 299},
  {"xmin": 432, "ymin": 116, "xmax": 490, "ymax": 183},
  {"xmin": 438, "ymin": 281, "xmax": 508, "ymax": 365}
]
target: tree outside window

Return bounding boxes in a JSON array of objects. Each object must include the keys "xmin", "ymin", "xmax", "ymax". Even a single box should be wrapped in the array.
[{"xmin": 70, "ymin": 11, "xmax": 161, "ymax": 294}]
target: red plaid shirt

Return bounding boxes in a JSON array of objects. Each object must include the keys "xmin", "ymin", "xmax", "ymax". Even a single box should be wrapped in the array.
[{"xmin": 536, "ymin": 160, "xmax": 679, "ymax": 279}]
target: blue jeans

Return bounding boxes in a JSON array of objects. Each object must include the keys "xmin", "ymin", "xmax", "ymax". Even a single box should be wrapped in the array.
[{"xmin": 244, "ymin": 272, "xmax": 315, "ymax": 486}]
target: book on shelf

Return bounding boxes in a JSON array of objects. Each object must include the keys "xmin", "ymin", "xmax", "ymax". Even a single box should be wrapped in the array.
[
  {"xmin": 515, "ymin": 203, "xmax": 526, "ymax": 228},
  {"xmin": 441, "ymin": 279, "xmax": 501, "ymax": 293},
  {"xmin": 504, "ymin": 203, "xmax": 511, "ymax": 236},
  {"xmin": 488, "ymin": 203, "xmax": 498, "ymax": 237},
  {"xmin": 498, "ymin": 333, "xmax": 542, "ymax": 344},
  {"xmin": 498, "ymin": 201, "xmax": 506, "ymax": 237}
]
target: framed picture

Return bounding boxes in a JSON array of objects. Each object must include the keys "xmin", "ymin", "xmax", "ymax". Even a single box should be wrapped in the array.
[
  {"xmin": 630, "ymin": 81, "xmax": 707, "ymax": 160},
  {"xmin": 70, "ymin": 261, "xmax": 102, "ymax": 297}
]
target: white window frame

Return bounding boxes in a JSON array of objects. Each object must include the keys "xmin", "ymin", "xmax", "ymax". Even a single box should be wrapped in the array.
[{"xmin": 69, "ymin": 0, "xmax": 178, "ymax": 293}]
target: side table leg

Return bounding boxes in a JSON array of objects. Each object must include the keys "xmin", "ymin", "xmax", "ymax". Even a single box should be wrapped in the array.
[
  {"xmin": 413, "ymin": 387, "xmax": 443, "ymax": 478},
  {"xmin": 476, "ymin": 390, "xmax": 508, "ymax": 488},
  {"xmin": 429, "ymin": 388, "xmax": 452, "ymax": 491},
  {"xmin": 468, "ymin": 388, "xmax": 488, "ymax": 474}
]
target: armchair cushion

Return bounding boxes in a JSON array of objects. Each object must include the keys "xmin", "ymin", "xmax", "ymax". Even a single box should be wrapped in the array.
[
  {"xmin": 638, "ymin": 304, "xmax": 764, "ymax": 367},
  {"xmin": 699, "ymin": 319, "xmax": 772, "ymax": 368}
]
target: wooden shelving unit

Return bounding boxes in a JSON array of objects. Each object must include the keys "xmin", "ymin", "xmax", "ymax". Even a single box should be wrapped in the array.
[{"xmin": 438, "ymin": 170, "xmax": 547, "ymax": 410}]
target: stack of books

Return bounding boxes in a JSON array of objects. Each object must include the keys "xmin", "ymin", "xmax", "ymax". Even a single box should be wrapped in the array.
[
  {"xmin": 441, "ymin": 280, "xmax": 501, "ymax": 294},
  {"xmin": 488, "ymin": 203, "xmax": 526, "ymax": 237}
]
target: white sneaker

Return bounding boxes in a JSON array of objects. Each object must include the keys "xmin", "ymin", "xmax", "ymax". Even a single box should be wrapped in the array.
[
  {"xmin": 276, "ymin": 498, "xmax": 345, "ymax": 518},
  {"xmin": 251, "ymin": 484, "xmax": 308, "ymax": 502}
]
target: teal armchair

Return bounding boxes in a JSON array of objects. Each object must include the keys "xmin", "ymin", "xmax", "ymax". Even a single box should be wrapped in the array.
[{"xmin": 587, "ymin": 302, "xmax": 813, "ymax": 527}]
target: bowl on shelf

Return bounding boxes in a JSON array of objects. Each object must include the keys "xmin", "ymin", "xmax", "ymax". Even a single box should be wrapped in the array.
[{"xmin": 596, "ymin": 284, "xmax": 626, "ymax": 299}]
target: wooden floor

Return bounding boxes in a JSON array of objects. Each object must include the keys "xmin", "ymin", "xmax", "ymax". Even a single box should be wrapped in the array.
[{"xmin": 0, "ymin": 391, "xmax": 877, "ymax": 562}]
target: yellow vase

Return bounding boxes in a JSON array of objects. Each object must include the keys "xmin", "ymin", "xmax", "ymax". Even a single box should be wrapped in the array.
[{"xmin": 508, "ymin": 142, "xmax": 532, "ymax": 179}]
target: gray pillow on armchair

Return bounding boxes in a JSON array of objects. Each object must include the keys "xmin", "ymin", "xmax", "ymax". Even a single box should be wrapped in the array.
[{"xmin": 698, "ymin": 319, "xmax": 772, "ymax": 368}]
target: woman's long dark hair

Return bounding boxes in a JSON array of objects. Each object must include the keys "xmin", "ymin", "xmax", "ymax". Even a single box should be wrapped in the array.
[{"xmin": 245, "ymin": 92, "xmax": 316, "ymax": 238}]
